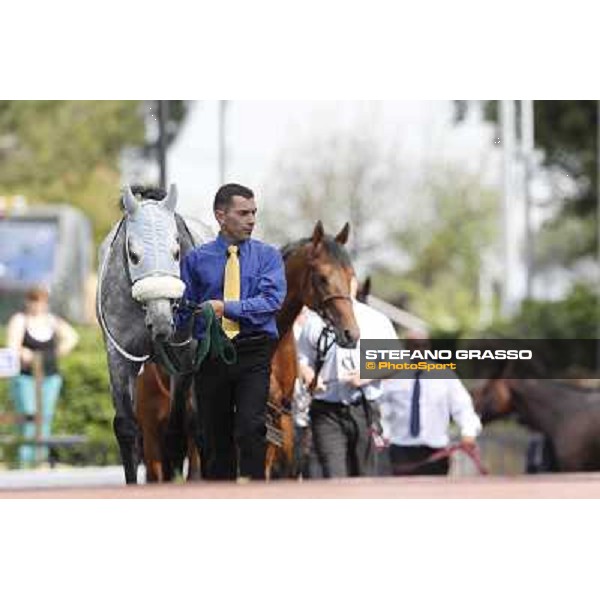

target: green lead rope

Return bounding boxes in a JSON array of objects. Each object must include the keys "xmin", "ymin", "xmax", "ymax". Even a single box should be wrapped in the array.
[{"xmin": 155, "ymin": 302, "xmax": 237, "ymax": 376}]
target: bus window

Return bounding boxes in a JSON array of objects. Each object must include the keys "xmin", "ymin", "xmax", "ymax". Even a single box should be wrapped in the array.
[{"xmin": 0, "ymin": 220, "xmax": 58, "ymax": 286}]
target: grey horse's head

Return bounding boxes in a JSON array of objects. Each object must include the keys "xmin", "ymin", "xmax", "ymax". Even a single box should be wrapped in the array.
[{"xmin": 122, "ymin": 184, "xmax": 184, "ymax": 342}]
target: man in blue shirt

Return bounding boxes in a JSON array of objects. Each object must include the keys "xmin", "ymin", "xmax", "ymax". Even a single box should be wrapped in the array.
[{"xmin": 178, "ymin": 183, "xmax": 286, "ymax": 480}]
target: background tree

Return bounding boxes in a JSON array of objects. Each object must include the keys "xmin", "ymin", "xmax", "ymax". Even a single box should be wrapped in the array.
[
  {"xmin": 455, "ymin": 100, "xmax": 598, "ymax": 266},
  {"xmin": 0, "ymin": 100, "xmax": 189, "ymax": 244},
  {"xmin": 262, "ymin": 117, "xmax": 500, "ymax": 333},
  {"xmin": 378, "ymin": 164, "xmax": 500, "ymax": 332},
  {"xmin": 262, "ymin": 122, "xmax": 405, "ymax": 274}
]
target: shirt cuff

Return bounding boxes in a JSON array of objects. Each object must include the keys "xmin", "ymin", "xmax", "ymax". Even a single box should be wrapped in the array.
[
  {"xmin": 460, "ymin": 421, "xmax": 482, "ymax": 438},
  {"xmin": 224, "ymin": 301, "xmax": 242, "ymax": 320}
]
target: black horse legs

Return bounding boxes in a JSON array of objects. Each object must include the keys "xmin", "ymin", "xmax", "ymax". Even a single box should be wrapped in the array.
[
  {"xmin": 108, "ymin": 351, "xmax": 143, "ymax": 484},
  {"xmin": 113, "ymin": 415, "xmax": 141, "ymax": 484}
]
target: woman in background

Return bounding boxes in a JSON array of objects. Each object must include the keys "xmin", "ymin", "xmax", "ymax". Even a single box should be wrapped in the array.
[{"xmin": 6, "ymin": 286, "xmax": 79, "ymax": 466}]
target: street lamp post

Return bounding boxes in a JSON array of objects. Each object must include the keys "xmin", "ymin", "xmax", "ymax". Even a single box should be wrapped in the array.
[
  {"xmin": 597, "ymin": 101, "xmax": 600, "ymax": 374},
  {"xmin": 157, "ymin": 100, "xmax": 168, "ymax": 189},
  {"xmin": 521, "ymin": 100, "xmax": 535, "ymax": 299},
  {"xmin": 501, "ymin": 100, "xmax": 517, "ymax": 316},
  {"xmin": 500, "ymin": 99, "xmax": 532, "ymax": 317},
  {"xmin": 218, "ymin": 101, "xmax": 229, "ymax": 185}
]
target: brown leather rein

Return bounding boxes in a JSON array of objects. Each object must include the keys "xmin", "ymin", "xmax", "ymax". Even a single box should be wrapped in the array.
[{"xmin": 389, "ymin": 441, "xmax": 489, "ymax": 476}]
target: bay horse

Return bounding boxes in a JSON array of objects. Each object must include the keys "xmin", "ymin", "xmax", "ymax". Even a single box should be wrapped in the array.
[
  {"xmin": 97, "ymin": 185, "xmax": 211, "ymax": 484},
  {"xmin": 265, "ymin": 221, "xmax": 360, "ymax": 478},
  {"xmin": 135, "ymin": 362, "xmax": 201, "ymax": 482},
  {"xmin": 472, "ymin": 374, "xmax": 600, "ymax": 472}
]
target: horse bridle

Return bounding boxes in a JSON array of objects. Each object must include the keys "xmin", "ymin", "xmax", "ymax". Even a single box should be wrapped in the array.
[
  {"xmin": 302, "ymin": 261, "xmax": 353, "ymax": 391},
  {"xmin": 304, "ymin": 261, "xmax": 353, "ymax": 329},
  {"xmin": 97, "ymin": 214, "xmax": 195, "ymax": 363}
]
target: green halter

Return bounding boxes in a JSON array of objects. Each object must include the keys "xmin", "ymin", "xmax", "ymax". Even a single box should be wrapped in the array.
[{"xmin": 154, "ymin": 302, "xmax": 237, "ymax": 376}]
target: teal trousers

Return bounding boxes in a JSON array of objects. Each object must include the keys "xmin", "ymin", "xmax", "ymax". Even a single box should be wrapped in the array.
[{"xmin": 9, "ymin": 374, "xmax": 62, "ymax": 466}]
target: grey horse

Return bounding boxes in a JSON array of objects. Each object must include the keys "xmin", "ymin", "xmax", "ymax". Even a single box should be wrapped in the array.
[{"xmin": 97, "ymin": 185, "xmax": 211, "ymax": 484}]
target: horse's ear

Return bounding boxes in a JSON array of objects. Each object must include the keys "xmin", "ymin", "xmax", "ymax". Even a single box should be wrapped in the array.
[
  {"xmin": 122, "ymin": 185, "xmax": 139, "ymax": 216},
  {"xmin": 362, "ymin": 276, "xmax": 371, "ymax": 298},
  {"xmin": 335, "ymin": 222, "xmax": 350, "ymax": 245},
  {"xmin": 163, "ymin": 183, "xmax": 178, "ymax": 212},
  {"xmin": 311, "ymin": 220, "xmax": 325, "ymax": 246}
]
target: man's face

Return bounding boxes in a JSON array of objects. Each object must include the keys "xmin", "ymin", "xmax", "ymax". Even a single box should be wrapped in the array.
[{"xmin": 215, "ymin": 195, "xmax": 257, "ymax": 243}]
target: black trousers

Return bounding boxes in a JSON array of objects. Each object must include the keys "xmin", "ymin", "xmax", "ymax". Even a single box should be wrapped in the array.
[
  {"xmin": 389, "ymin": 444, "xmax": 450, "ymax": 476},
  {"xmin": 195, "ymin": 335, "xmax": 275, "ymax": 480},
  {"xmin": 310, "ymin": 399, "xmax": 375, "ymax": 478}
]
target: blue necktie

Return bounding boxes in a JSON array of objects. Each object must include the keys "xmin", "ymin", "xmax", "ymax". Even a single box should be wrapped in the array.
[{"xmin": 409, "ymin": 370, "xmax": 422, "ymax": 437}]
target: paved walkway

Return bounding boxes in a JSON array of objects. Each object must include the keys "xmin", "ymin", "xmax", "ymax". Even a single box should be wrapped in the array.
[
  {"xmin": 0, "ymin": 465, "xmax": 137, "ymax": 490},
  {"xmin": 2, "ymin": 469, "xmax": 600, "ymax": 498}
]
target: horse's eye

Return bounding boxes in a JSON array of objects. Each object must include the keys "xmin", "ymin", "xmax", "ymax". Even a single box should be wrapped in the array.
[
  {"xmin": 128, "ymin": 239, "xmax": 143, "ymax": 265},
  {"xmin": 129, "ymin": 250, "xmax": 141, "ymax": 265}
]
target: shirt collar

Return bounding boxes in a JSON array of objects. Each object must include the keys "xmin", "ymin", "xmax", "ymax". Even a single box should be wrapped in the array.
[{"xmin": 216, "ymin": 232, "xmax": 249, "ymax": 253}]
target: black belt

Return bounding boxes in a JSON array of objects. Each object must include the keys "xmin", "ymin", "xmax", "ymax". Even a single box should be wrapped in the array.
[
  {"xmin": 233, "ymin": 333, "xmax": 273, "ymax": 346},
  {"xmin": 312, "ymin": 397, "xmax": 363, "ymax": 409}
]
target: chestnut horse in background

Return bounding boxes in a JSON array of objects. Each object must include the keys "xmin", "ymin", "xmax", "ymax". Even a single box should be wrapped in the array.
[
  {"xmin": 135, "ymin": 362, "xmax": 201, "ymax": 482},
  {"xmin": 266, "ymin": 221, "xmax": 360, "ymax": 478}
]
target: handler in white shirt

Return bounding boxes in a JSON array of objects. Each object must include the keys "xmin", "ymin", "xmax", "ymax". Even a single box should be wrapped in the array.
[
  {"xmin": 379, "ymin": 329, "xmax": 482, "ymax": 476},
  {"xmin": 297, "ymin": 277, "xmax": 397, "ymax": 478}
]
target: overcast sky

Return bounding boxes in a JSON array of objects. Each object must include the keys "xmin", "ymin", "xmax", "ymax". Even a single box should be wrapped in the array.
[{"xmin": 164, "ymin": 101, "xmax": 497, "ymax": 222}]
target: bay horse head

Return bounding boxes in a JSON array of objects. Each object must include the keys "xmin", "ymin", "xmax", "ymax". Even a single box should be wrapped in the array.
[
  {"xmin": 121, "ymin": 184, "xmax": 184, "ymax": 342},
  {"xmin": 282, "ymin": 221, "xmax": 360, "ymax": 348},
  {"xmin": 471, "ymin": 374, "xmax": 515, "ymax": 423}
]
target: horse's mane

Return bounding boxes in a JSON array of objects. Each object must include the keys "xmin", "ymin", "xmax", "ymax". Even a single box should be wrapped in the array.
[
  {"xmin": 280, "ymin": 235, "xmax": 352, "ymax": 267},
  {"xmin": 118, "ymin": 185, "xmax": 166, "ymax": 211}
]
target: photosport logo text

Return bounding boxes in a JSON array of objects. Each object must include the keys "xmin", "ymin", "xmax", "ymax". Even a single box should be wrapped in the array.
[{"xmin": 359, "ymin": 339, "xmax": 595, "ymax": 380}]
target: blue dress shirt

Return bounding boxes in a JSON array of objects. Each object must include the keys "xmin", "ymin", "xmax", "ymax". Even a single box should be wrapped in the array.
[{"xmin": 177, "ymin": 233, "xmax": 287, "ymax": 340}]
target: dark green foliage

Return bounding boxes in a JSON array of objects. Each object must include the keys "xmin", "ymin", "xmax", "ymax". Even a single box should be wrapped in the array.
[
  {"xmin": 487, "ymin": 283, "xmax": 599, "ymax": 339},
  {"xmin": 482, "ymin": 284, "xmax": 599, "ymax": 376},
  {"xmin": 52, "ymin": 326, "xmax": 119, "ymax": 464}
]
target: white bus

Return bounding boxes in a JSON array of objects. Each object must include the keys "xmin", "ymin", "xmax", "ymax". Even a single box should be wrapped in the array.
[{"xmin": 0, "ymin": 204, "xmax": 93, "ymax": 324}]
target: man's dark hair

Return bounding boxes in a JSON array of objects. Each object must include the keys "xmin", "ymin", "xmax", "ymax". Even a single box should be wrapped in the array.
[{"xmin": 214, "ymin": 183, "xmax": 254, "ymax": 212}]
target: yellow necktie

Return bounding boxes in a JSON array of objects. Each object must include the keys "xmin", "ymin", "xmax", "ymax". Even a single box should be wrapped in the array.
[{"xmin": 222, "ymin": 245, "xmax": 240, "ymax": 339}]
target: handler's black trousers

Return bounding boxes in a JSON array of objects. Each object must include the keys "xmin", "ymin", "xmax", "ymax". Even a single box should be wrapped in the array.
[
  {"xmin": 310, "ymin": 399, "xmax": 375, "ymax": 478},
  {"xmin": 195, "ymin": 335, "xmax": 275, "ymax": 480},
  {"xmin": 389, "ymin": 445, "xmax": 450, "ymax": 476}
]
